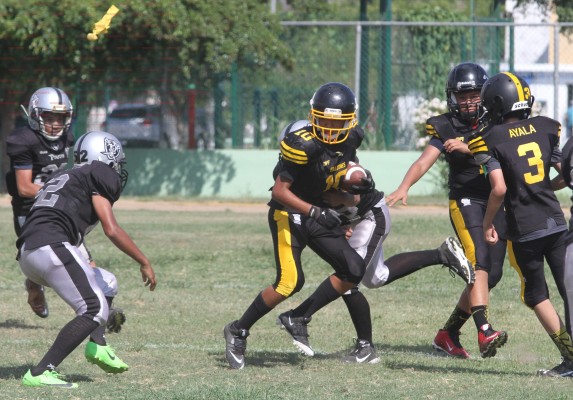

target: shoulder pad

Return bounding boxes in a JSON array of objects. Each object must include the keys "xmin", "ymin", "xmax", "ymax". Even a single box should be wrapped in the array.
[
  {"xmin": 278, "ymin": 120, "xmax": 310, "ymax": 142},
  {"xmin": 347, "ymin": 126, "xmax": 364, "ymax": 149},
  {"xmin": 535, "ymin": 116, "xmax": 561, "ymax": 135},
  {"xmin": 6, "ymin": 126, "xmax": 37, "ymax": 145},
  {"xmin": 280, "ymin": 125, "xmax": 318, "ymax": 165},
  {"xmin": 425, "ymin": 114, "xmax": 451, "ymax": 139}
]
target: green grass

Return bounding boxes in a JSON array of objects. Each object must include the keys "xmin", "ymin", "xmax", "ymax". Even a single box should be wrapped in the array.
[{"xmin": 1, "ymin": 202, "xmax": 573, "ymax": 399}]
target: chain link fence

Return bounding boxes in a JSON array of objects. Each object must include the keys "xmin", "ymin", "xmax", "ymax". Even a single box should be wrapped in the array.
[{"xmin": 83, "ymin": 21, "xmax": 573, "ymax": 150}]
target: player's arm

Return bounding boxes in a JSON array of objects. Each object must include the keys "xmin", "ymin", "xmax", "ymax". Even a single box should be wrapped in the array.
[
  {"xmin": 483, "ymin": 168, "xmax": 506, "ymax": 245},
  {"xmin": 92, "ymin": 194, "xmax": 156, "ymax": 291},
  {"xmin": 386, "ymin": 144, "xmax": 441, "ymax": 206},
  {"xmin": 15, "ymin": 169, "xmax": 42, "ymax": 198},
  {"xmin": 550, "ymin": 131, "xmax": 566, "ymax": 191},
  {"xmin": 551, "ymin": 161, "xmax": 567, "ymax": 191},
  {"xmin": 271, "ymin": 175, "xmax": 312, "ymax": 215}
]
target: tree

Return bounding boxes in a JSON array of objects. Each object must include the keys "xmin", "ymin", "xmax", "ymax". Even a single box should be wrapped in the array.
[
  {"xmin": 0, "ymin": 0, "xmax": 293, "ymax": 167},
  {"xmin": 515, "ymin": 0, "xmax": 573, "ymax": 23}
]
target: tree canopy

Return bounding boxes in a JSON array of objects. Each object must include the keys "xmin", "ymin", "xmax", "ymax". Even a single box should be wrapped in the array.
[{"xmin": 0, "ymin": 0, "xmax": 293, "ymax": 145}]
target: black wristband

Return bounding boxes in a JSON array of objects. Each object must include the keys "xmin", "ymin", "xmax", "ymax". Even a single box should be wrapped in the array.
[{"xmin": 308, "ymin": 205, "xmax": 320, "ymax": 219}]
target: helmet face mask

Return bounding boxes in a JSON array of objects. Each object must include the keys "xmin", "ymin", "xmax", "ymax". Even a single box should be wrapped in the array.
[
  {"xmin": 28, "ymin": 87, "xmax": 73, "ymax": 141},
  {"xmin": 308, "ymin": 82, "xmax": 358, "ymax": 144},
  {"xmin": 446, "ymin": 62, "xmax": 488, "ymax": 122},
  {"xmin": 74, "ymin": 131, "xmax": 128, "ymax": 189},
  {"xmin": 480, "ymin": 72, "xmax": 534, "ymax": 124}
]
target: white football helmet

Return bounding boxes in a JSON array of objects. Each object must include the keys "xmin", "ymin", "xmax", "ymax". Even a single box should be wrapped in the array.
[
  {"xmin": 74, "ymin": 131, "xmax": 128, "ymax": 188},
  {"xmin": 27, "ymin": 87, "xmax": 73, "ymax": 141}
]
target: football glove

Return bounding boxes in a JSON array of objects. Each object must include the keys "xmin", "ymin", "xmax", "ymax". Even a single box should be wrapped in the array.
[
  {"xmin": 348, "ymin": 169, "xmax": 375, "ymax": 194},
  {"xmin": 308, "ymin": 206, "xmax": 342, "ymax": 229}
]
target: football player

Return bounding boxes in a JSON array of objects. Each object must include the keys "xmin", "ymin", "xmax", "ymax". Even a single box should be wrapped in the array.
[
  {"xmin": 223, "ymin": 82, "xmax": 375, "ymax": 369},
  {"xmin": 386, "ymin": 63, "xmax": 508, "ymax": 359},
  {"xmin": 469, "ymin": 72, "xmax": 573, "ymax": 377},
  {"xmin": 6, "ymin": 87, "xmax": 74, "ymax": 319},
  {"xmin": 18, "ymin": 131, "xmax": 156, "ymax": 388},
  {"xmin": 311, "ymin": 183, "xmax": 474, "ymax": 363},
  {"xmin": 6, "ymin": 87, "xmax": 126, "ymax": 333}
]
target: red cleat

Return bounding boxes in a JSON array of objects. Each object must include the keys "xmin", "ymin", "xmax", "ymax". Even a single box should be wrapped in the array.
[
  {"xmin": 432, "ymin": 329, "xmax": 470, "ymax": 359},
  {"xmin": 478, "ymin": 329, "xmax": 507, "ymax": 358}
]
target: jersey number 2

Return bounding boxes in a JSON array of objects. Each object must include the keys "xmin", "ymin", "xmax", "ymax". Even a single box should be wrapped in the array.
[{"xmin": 34, "ymin": 174, "xmax": 70, "ymax": 208}]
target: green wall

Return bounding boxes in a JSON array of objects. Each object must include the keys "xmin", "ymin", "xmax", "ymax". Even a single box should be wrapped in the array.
[{"xmin": 122, "ymin": 149, "xmax": 441, "ymax": 199}]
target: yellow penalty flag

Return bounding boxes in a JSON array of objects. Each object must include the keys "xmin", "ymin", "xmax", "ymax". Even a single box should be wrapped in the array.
[{"xmin": 87, "ymin": 5, "xmax": 120, "ymax": 41}]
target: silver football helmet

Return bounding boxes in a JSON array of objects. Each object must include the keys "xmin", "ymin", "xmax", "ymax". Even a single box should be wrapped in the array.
[
  {"xmin": 74, "ymin": 131, "xmax": 128, "ymax": 188},
  {"xmin": 27, "ymin": 87, "xmax": 73, "ymax": 141}
]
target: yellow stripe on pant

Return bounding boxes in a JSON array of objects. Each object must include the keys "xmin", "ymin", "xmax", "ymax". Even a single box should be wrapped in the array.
[{"xmin": 274, "ymin": 210, "xmax": 299, "ymax": 297}]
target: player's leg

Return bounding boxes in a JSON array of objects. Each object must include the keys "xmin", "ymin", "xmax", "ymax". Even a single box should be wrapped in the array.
[
  {"xmin": 280, "ymin": 220, "xmax": 366, "ymax": 355},
  {"xmin": 19, "ymin": 243, "xmax": 107, "ymax": 388},
  {"xmin": 539, "ymin": 231, "xmax": 573, "ymax": 377},
  {"xmin": 16, "ymin": 215, "xmax": 49, "ymax": 318},
  {"xmin": 50, "ymin": 243, "xmax": 128, "ymax": 374},
  {"xmin": 340, "ymin": 204, "xmax": 390, "ymax": 363},
  {"xmin": 510, "ymin": 236, "xmax": 573, "ymax": 377},
  {"xmin": 78, "ymin": 242, "xmax": 126, "ymax": 333},
  {"xmin": 435, "ymin": 199, "xmax": 506, "ymax": 358},
  {"xmin": 224, "ymin": 208, "xmax": 306, "ymax": 368},
  {"xmin": 564, "ymin": 233, "xmax": 573, "ymax": 337}
]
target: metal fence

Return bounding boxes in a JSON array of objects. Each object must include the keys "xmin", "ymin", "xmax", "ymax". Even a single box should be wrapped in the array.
[{"xmin": 84, "ymin": 20, "xmax": 573, "ymax": 151}]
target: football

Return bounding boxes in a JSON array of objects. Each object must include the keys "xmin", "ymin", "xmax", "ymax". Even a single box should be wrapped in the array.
[{"xmin": 341, "ymin": 162, "xmax": 367, "ymax": 191}]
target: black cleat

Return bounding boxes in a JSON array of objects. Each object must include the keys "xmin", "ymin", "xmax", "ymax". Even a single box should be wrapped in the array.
[
  {"xmin": 277, "ymin": 310, "xmax": 314, "ymax": 356},
  {"xmin": 223, "ymin": 321, "xmax": 249, "ymax": 370}
]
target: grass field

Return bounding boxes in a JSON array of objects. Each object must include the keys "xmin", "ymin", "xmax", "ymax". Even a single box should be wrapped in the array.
[{"xmin": 1, "ymin": 197, "xmax": 573, "ymax": 399}]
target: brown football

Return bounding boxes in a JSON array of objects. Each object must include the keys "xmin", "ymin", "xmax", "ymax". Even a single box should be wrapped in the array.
[{"xmin": 341, "ymin": 162, "xmax": 366, "ymax": 191}]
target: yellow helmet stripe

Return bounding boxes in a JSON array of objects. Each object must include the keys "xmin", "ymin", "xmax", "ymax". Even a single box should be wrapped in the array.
[{"xmin": 502, "ymin": 72, "xmax": 525, "ymax": 102}]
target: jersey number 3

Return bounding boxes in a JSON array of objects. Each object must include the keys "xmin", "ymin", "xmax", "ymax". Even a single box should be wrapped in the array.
[{"xmin": 517, "ymin": 142, "xmax": 545, "ymax": 184}]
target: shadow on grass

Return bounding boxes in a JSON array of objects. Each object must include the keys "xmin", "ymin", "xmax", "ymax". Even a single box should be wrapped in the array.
[
  {"xmin": 0, "ymin": 364, "xmax": 93, "ymax": 383},
  {"xmin": 0, "ymin": 319, "xmax": 43, "ymax": 329},
  {"xmin": 383, "ymin": 360, "xmax": 533, "ymax": 377},
  {"xmin": 214, "ymin": 349, "xmax": 345, "ymax": 369},
  {"xmin": 376, "ymin": 343, "xmax": 533, "ymax": 377}
]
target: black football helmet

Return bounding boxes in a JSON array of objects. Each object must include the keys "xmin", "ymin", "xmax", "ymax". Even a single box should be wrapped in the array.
[
  {"xmin": 480, "ymin": 72, "xmax": 534, "ymax": 124},
  {"xmin": 308, "ymin": 82, "xmax": 358, "ymax": 144},
  {"xmin": 446, "ymin": 62, "xmax": 488, "ymax": 121}
]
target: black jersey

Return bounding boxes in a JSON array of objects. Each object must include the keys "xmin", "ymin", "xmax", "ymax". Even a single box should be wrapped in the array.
[
  {"xmin": 269, "ymin": 124, "xmax": 364, "ymax": 209},
  {"xmin": 469, "ymin": 116, "xmax": 565, "ymax": 239},
  {"xmin": 17, "ymin": 161, "xmax": 122, "ymax": 251},
  {"xmin": 426, "ymin": 113, "xmax": 490, "ymax": 200},
  {"xmin": 562, "ymin": 137, "xmax": 573, "ymax": 190},
  {"xmin": 5, "ymin": 126, "xmax": 74, "ymax": 216}
]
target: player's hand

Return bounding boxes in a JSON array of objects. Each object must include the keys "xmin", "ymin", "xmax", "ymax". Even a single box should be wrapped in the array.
[
  {"xmin": 443, "ymin": 138, "xmax": 471, "ymax": 155},
  {"xmin": 385, "ymin": 188, "xmax": 408, "ymax": 206},
  {"xmin": 140, "ymin": 264, "xmax": 157, "ymax": 291},
  {"xmin": 348, "ymin": 170, "xmax": 375, "ymax": 194},
  {"xmin": 344, "ymin": 226, "xmax": 353, "ymax": 240},
  {"xmin": 309, "ymin": 206, "xmax": 341, "ymax": 229},
  {"xmin": 484, "ymin": 224, "xmax": 498, "ymax": 245}
]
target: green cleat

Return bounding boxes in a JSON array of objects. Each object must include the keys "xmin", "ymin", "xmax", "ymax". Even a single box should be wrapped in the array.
[
  {"xmin": 85, "ymin": 342, "xmax": 129, "ymax": 373},
  {"xmin": 22, "ymin": 369, "xmax": 78, "ymax": 389}
]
